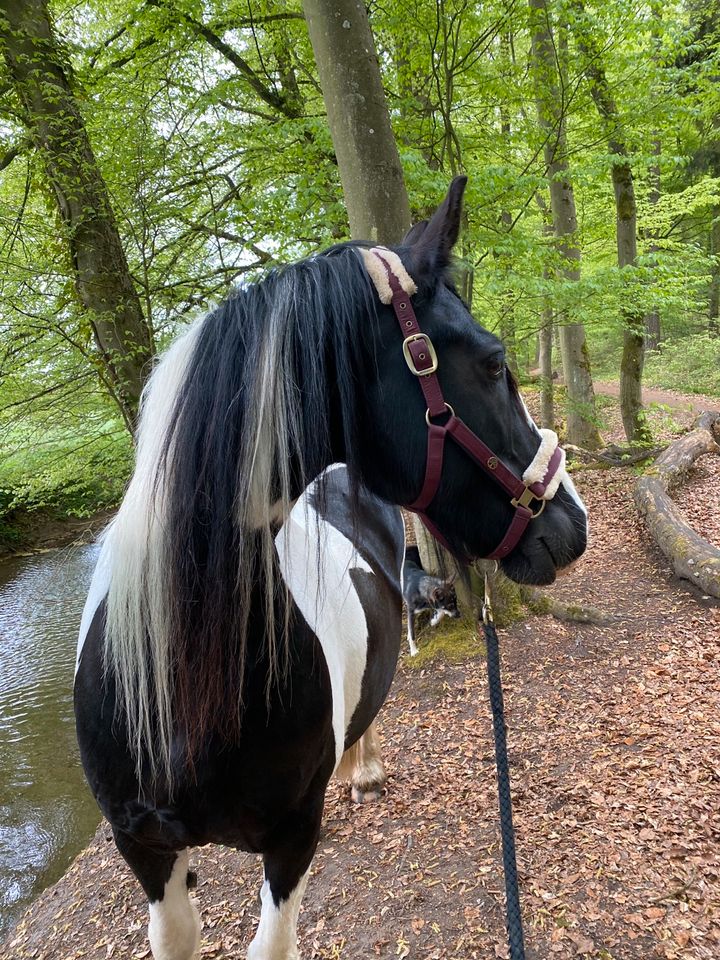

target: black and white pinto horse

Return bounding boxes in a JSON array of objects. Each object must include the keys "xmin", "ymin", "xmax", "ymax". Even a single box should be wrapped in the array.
[{"xmin": 74, "ymin": 178, "xmax": 587, "ymax": 960}]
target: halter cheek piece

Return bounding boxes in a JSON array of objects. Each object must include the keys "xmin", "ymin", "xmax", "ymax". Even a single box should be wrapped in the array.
[{"xmin": 361, "ymin": 247, "xmax": 567, "ymax": 563}]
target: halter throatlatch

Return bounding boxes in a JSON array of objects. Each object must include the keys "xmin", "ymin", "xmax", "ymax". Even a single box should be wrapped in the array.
[{"xmin": 360, "ymin": 246, "xmax": 567, "ymax": 562}]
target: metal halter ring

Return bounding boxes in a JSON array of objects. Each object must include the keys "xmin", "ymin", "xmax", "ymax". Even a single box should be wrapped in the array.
[
  {"xmin": 425, "ymin": 403, "xmax": 455, "ymax": 427},
  {"xmin": 511, "ymin": 487, "xmax": 547, "ymax": 518}
]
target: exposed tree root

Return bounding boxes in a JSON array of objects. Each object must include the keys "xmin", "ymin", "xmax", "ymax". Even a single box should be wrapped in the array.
[
  {"xmin": 460, "ymin": 564, "xmax": 613, "ymax": 626},
  {"xmin": 519, "ymin": 586, "xmax": 613, "ymax": 625},
  {"xmin": 634, "ymin": 412, "xmax": 720, "ymax": 598}
]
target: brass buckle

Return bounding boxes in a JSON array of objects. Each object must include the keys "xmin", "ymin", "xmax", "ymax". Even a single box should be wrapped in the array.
[
  {"xmin": 511, "ymin": 487, "xmax": 546, "ymax": 518},
  {"xmin": 402, "ymin": 333, "xmax": 438, "ymax": 376}
]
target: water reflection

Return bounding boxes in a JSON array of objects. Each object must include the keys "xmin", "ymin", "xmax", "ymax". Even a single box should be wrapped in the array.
[{"xmin": 0, "ymin": 544, "xmax": 101, "ymax": 937}]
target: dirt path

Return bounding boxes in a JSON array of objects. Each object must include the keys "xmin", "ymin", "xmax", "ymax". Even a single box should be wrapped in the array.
[
  {"xmin": 593, "ymin": 381, "xmax": 720, "ymax": 413},
  {"xmin": 2, "ymin": 409, "xmax": 719, "ymax": 960}
]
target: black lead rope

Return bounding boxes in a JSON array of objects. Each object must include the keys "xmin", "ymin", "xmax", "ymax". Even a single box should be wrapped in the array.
[{"xmin": 481, "ymin": 574, "xmax": 526, "ymax": 960}]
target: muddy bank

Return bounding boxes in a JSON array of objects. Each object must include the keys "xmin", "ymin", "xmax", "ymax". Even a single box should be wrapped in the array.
[{"xmin": 0, "ymin": 508, "xmax": 114, "ymax": 560}]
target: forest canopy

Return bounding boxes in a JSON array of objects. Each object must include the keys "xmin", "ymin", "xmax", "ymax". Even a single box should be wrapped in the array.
[{"xmin": 1, "ymin": 0, "xmax": 719, "ymax": 544}]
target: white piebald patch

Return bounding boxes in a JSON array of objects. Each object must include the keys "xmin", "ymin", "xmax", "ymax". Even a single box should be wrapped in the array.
[
  {"xmin": 359, "ymin": 247, "xmax": 417, "ymax": 304},
  {"xmin": 75, "ymin": 528, "xmax": 113, "ymax": 675},
  {"xmin": 560, "ymin": 472, "xmax": 588, "ymax": 518},
  {"xmin": 247, "ymin": 871, "xmax": 309, "ymax": 960},
  {"xmin": 147, "ymin": 850, "xmax": 201, "ymax": 960},
  {"xmin": 275, "ymin": 474, "xmax": 371, "ymax": 768}
]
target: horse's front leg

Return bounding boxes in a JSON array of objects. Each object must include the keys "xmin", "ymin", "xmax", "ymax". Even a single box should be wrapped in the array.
[
  {"xmin": 113, "ymin": 830, "xmax": 201, "ymax": 960},
  {"xmin": 247, "ymin": 797, "xmax": 324, "ymax": 960}
]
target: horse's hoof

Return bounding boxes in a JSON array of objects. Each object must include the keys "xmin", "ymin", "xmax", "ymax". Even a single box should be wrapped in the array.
[{"xmin": 351, "ymin": 785, "xmax": 383, "ymax": 804}]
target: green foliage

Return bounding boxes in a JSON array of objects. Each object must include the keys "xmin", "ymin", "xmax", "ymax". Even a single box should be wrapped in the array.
[
  {"xmin": 1, "ymin": 0, "xmax": 720, "ymax": 531},
  {"xmin": 0, "ymin": 417, "xmax": 132, "ymax": 549}
]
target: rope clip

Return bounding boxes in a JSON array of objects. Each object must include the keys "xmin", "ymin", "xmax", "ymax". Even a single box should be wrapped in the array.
[{"xmin": 482, "ymin": 571, "xmax": 495, "ymax": 626}]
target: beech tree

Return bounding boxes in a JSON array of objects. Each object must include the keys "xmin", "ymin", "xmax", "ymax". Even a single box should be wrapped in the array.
[
  {"xmin": 303, "ymin": 0, "xmax": 411, "ymax": 243},
  {"xmin": 303, "ymin": 0, "xmax": 447, "ymax": 574},
  {"xmin": 569, "ymin": 0, "xmax": 652, "ymax": 446},
  {"xmin": 0, "ymin": 0, "xmax": 154, "ymax": 430},
  {"xmin": 3, "ymin": 0, "xmax": 720, "ymax": 536},
  {"xmin": 528, "ymin": 0, "xmax": 601, "ymax": 449}
]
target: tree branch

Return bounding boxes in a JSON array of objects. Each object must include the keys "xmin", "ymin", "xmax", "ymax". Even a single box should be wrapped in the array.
[{"xmin": 146, "ymin": 0, "xmax": 301, "ymax": 118}]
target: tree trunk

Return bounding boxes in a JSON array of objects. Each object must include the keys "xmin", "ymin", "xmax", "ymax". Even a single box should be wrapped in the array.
[
  {"xmin": 570, "ymin": 0, "xmax": 651, "ymax": 445},
  {"xmin": 535, "ymin": 209, "xmax": 555, "ymax": 428},
  {"xmin": 613, "ymin": 161, "xmax": 651, "ymax": 443},
  {"xmin": 709, "ymin": 206, "xmax": 720, "ymax": 335},
  {"xmin": 498, "ymin": 87, "xmax": 519, "ymax": 378},
  {"xmin": 304, "ymin": 0, "xmax": 465, "ymax": 594},
  {"xmin": 538, "ymin": 322, "xmax": 554, "ymax": 427},
  {"xmin": 0, "ymin": 0, "xmax": 154, "ymax": 431},
  {"xmin": 528, "ymin": 0, "xmax": 601, "ymax": 449},
  {"xmin": 499, "ymin": 208, "xmax": 519, "ymax": 379},
  {"xmin": 303, "ymin": 0, "xmax": 411, "ymax": 244},
  {"xmin": 644, "ymin": 138, "xmax": 662, "ymax": 352},
  {"xmin": 634, "ymin": 413, "xmax": 720, "ymax": 597},
  {"xmin": 645, "ymin": 4, "xmax": 662, "ymax": 351}
]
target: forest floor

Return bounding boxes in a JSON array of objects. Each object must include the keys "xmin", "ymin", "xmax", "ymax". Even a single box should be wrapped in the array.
[{"xmin": 1, "ymin": 392, "xmax": 719, "ymax": 960}]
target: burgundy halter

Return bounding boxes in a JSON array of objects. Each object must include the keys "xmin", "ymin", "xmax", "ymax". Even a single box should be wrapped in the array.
[{"xmin": 371, "ymin": 250, "xmax": 565, "ymax": 563}]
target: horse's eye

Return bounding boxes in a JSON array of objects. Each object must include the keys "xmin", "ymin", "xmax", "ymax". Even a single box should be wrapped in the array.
[{"xmin": 486, "ymin": 358, "xmax": 505, "ymax": 380}]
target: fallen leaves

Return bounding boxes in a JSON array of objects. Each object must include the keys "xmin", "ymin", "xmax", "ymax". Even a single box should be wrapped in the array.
[{"xmin": 1, "ymin": 397, "xmax": 719, "ymax": 959}]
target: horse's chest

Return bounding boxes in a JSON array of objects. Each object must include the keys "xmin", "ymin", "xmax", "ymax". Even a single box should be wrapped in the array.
[{"xmin": 276, "ymin": 510, "xmax": 374, "ymax": 767}]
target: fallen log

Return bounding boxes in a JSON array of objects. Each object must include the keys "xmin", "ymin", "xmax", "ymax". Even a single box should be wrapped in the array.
[
  {"xmin": 566, "ymin": 442, "xmax": 667, "ymax": 467},
  {"xmin": 634, "ymin": 412, "xmax": 720, "ymax": 598}
]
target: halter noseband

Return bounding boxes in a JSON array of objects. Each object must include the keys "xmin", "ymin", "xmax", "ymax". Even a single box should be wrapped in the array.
[{"xmin": 361, "ymin": 247, "xmax": 566, "ymax": 563}]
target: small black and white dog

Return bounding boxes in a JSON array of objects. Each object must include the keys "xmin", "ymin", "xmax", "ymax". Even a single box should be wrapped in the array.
[{"xmin": 402, "ymin": 545, "xmax": 460, "ymax": 656}]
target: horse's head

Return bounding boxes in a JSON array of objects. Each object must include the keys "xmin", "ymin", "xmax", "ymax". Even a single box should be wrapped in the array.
[{"xmin": 357, "ymin": 177, "xmax": 587, "ymax": 585}]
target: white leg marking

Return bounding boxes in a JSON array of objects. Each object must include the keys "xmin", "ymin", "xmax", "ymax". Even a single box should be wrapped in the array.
[
  {"xmin": 247, "ymin": 871, "xmax": 309, "ymax": 960},
  {"xmin": 407, "ymin": 622, "xmax": 419, "ymax": 657},
  {"xmin": 148, "ymin": 851, "xmax": 201, "ymax": 960},
  {"xmin": 336, "ymin": 722, "xmax": 386, "ymax": 802},
  {"xmin": 350, "ymin": 721, "xmax": 385, "ymax": 802}
]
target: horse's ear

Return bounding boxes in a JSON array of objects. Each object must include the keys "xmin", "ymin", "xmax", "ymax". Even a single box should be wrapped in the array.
[
  {"xmin": 402, "ymin": 220, "xmax": 429, "ymax": 246},
  {"xmin": 410, "ymin": 176, "xmax": 467, "ymax": 273}
]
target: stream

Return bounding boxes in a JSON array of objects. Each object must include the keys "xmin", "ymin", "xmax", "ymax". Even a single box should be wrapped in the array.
[{"xmin": 0, "ymin": 543, "xmax": 101, "ymax": 939}]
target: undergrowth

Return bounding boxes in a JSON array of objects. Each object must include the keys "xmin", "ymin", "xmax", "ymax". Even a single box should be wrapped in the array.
[
  {"xmin": 0, "ymin": 419, "xmax": 131, "ymax": 552},
  {"xmin": 644, "ymin": 333, "xmax": 720, "ymax": 397}
]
